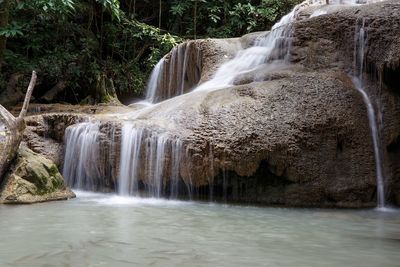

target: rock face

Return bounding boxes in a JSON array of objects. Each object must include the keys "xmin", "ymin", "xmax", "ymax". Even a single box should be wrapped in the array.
[
  {"xmin": 290, "ymin": 1, "xmax": 400, "ymax": 205},
  {"xmin": 0, "ymin": 147, "xmax": 75, "ymax": 204},
  {"xmin": 23, "ymin": 113, "xmax": 83, "ymax": 167},
  {"xmin": 25, "ymin": 1, "xmax": 400, "ymax": 207}
]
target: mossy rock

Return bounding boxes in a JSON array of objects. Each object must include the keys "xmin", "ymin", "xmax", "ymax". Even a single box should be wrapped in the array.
[{"xmin": 0, "ymin": 146, "xmax": 75, "ymax": 204}]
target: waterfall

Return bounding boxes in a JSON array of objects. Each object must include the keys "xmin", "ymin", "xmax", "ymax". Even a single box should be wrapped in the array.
[
  {"xmin": 145, "ymin": 59, "xmax": 165, "ymax": 104},
  {"xmin": 117, "ymin": 124, "xmax": 186, "ymax": 198},
  {"xmin": 145, "ymin": 42, "xmax": 202, "ymax": 103},
  {"xmin": 195, "ymin": 7, "xmax": 297, "ymax": 92},
  {"xmin": 352, "ymin": 18, "xmax": 386, "ymax": 208},
  {"xmin": 118, "ymin": 125, "xmax": 144, "ymax": 195},
  {"xmin": 146, "ymin": 133, "xmax": 168, "ymax": 198},
  {"xmin": 63, "ymin": 122, "xmax": 103, "ymax": 190},
  {"xmin": 169, "ymin": 138, "xmax": 182, "ymax": 199},
  {"xmin": 63, "ymin": 122, "xmax": 187, "ymax": 198}
]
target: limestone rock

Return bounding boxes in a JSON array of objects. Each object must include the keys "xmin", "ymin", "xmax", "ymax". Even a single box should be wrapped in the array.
[{"xmin": 0, "ymin": 147, "xmax": 75, "ymax": 204}]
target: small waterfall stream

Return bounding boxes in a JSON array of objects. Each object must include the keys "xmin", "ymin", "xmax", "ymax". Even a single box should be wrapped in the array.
[
  {"xmin": 118, "ymin": 126, "xmax": 144, "ymax": 195},
  {"xmin": 145, "ymin": 42, "xmax": 202, "ymax": 104},
  {"xmin": 63, "ymin": 122, "xmax": 103, "ymax": 190},
  {"xmin": 195, "ymin": 8, "xmax": 296, "ymax": 91},
  {"xmin": 145, "ymin": 59, "xmax": 165, "ymax": 103},
  {"xmin": 352, "ymin": 18, "xmax": 386, "ymax": 208},
  {"xmin": 118, "ymin": 124, "xmax": 184, "ymax": 198}
]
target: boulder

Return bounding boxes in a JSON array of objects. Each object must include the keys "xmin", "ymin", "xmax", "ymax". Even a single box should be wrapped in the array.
[{"xmin": 0, "ymin": 146, "xmax": 75, "ymax": 204}]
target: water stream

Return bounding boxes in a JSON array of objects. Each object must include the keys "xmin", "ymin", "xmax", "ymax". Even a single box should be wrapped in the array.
[
  {"xmin": 118, "ymin": 125, "xmax": 184, "ymax": 198},
  {"xmin": 63, "ymin": 122, "xmax": 104, "ymax": 190},
  {"xmin": 145, "ymin": 42, "xmax": 202, "ymax": 104},
  {"xmin": 352, "ymin": 18, "xmax": 386, "ymax": 208}
]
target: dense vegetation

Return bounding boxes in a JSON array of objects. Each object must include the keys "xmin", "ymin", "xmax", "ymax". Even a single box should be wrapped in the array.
[{"xmin": 0, "ymin": 0, "xmax": 301, "ymax": 105}]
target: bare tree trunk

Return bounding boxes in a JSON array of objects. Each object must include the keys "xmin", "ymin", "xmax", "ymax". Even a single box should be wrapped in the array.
[
  {"xmin": 0, "ymin": 71, "xmax": 36, "ymax": 181},
  {"xmin": 0, "ymin": 0, "xmax": 11, "ymax": 59},
  {"xmin": 18, "ymin": 71, "xmax": 36, "ymax": 118}
]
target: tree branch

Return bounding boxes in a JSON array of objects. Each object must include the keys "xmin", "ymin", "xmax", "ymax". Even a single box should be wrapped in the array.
[{"xmin": 18, "ymin": 70, "xmax": 37, "ymax": 119}]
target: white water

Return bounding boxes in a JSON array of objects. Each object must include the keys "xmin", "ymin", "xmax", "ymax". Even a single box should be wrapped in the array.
[
  {"xmin": 352, "ymin": 18, "xmax": 386, "ymax": 208},
  {"xmin": 118, "ymin": 126, "xmax": 145, "ymax": 195},
  {"xmin": 170, "ymin": 138, "xmax": 182, "ymax": 199},
  {"xmin": 145, "ymin": 59, "xmax": 165, "ymax": 103},
  {"xmin": 310, "ymin": 9, "xmax": 328, "ymax": 17},
  {"xmin": 117, "ymin": 124, "xmax": 186, "ymax": 198},
  {"xmin": 145, "ymin": 42, "xmax": 201, "ymax": 103},
  {"xmin": 195, "ymin": 5, "xmax": 297, "ymax": 91},
  {"xmin": 63, "ymin": 122, "xmax": 103, "ymax": 190}
]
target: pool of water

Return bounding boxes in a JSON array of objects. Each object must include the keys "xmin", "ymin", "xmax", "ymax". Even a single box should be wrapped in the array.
[{"xmin": 1, "ymin": 191, "xmax": 399, "ymax": 267}]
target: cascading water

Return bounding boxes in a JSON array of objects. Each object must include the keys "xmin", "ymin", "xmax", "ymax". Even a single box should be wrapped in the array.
[
  {"xmin": 145, "ymin": 42, "xmax": 202, "ymax": 103},
  {"xmin": 117, "ymin": 124, "xmax": 185, "ymax": 198},
  {"xmin": 63, "ymin": 121, "xmax": 118, "ymax": 192},
  {"xmin": 145, "ymin": 59, "xmax": 165, "ymax": 104},
  {"xmin": 62, "ymin": 120, "xmax": 187, "ymax": 198},
  {"xmin": 146, "ymin": 133, "xmax": 168, "ymax": 198},
  {"xmin": 169, "ymin": 138, "xmax": 182, "ymax": 199},
  {"xmin": 118, "ymin": 126, "xmax": 144, "ymax": 195},
  {"xmin": 63, "ymin": 122, "xmax": 103, "ymax": 190},
  {"xmin": 352, "ymin": 18, "xmax": 386, "ymax": 208},
  {"xmin": 195, "ymin": 7, "xmax": 297, "ymax": 91}
]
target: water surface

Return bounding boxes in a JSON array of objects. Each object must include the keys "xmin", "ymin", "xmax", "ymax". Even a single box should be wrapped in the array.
[{"xmin": 1, "ymin": 191, "xmax": 399, "ymax": 267}]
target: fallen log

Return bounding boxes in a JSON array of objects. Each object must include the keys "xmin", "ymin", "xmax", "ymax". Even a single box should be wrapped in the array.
[{"xmin": 0, "ymin": 71, "xmax": 36, "ymax": 181}]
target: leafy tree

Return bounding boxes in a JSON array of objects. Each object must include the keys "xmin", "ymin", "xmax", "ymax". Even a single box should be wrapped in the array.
[
  {"xmin": 0, "ymin": 0, "xmax": 13, "ymax": 58},
  {"xmin": 0, "ymin": 0, "xmax": 301, "ymax": 105}
]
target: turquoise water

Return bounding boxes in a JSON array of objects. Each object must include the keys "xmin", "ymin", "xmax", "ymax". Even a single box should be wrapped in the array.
[{"xmin": 0, "ymin": 191, "xmax": 399, "ymax": 267}]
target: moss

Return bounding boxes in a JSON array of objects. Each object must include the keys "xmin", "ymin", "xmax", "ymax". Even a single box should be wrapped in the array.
[{"xmin": 12, "ymin": 147, "xmax": 65, "ymax": 195}]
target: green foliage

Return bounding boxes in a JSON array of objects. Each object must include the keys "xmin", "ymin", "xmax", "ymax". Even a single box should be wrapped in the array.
[
  {"xmin": 167, "ymin": 0, "xmax": 302, "ymax": 38},
  {"xmin": 96, "ymin": 0, "xmax": 121, "ymax": 20},
  {"xmin": 1, "ymin": 0, "xmax": 181, "ymax": 103},
  {"xmin": 13, "ymin": 0, "xmax": 75, "ymax": 16},
  {"xmin": 0, "ymin": 22, "xmax": 23, "ymax": 38},
  {"xmin": 0, "ymin": 0, "xmax": 300, "ymax": 104}
]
